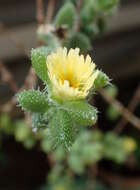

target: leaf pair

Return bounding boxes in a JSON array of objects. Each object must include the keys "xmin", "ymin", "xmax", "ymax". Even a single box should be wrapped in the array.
[
  {"xmin": 50, "ymin": 100, "xmax": 98, "ymax": 149},
  {"xmin": 17, "ymin": 89, "xmax": 98, "ymax": 149}
]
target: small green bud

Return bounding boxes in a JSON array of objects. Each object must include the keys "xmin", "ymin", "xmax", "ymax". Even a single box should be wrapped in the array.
[{"xmin": 94, "ymin": 71, "xmax": 110, "ymax": 90}]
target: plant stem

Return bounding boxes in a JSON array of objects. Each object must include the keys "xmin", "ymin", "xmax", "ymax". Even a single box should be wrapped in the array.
[
  {"xmin": 74, "ymin": 0, "xmax": 83, "ymax": 32},
  {"xmin": 45, "ymin": 0, "xmax": 55, "ymax": 24},
  {"xmin": 0, "ymin": 61, "xmax": 18, "ymax": 92},
  {"xmin": 36, "ymin": 0, "xmax": 45, "ymax": 25},
  {"xmin": 99, "ymin": 89, "xmax": 140, "ymax": 130},
  {"xmin": 114, "ymin": 84, "xmax": 140, "ymax": 134}
]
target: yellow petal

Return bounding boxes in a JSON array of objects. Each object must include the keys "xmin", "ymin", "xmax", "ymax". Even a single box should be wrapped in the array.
[{"xmin": 47, "ymin": 47, "xmax": 99, "ymax": 100}]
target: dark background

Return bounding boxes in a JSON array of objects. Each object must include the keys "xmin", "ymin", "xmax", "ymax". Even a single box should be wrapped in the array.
[{"xmin": 0, "ymin": 0, "xmax": 140, "ymax": 189}]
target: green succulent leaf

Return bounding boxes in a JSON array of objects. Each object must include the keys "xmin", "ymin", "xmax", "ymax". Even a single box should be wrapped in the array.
[
  {"xmin": 80, "ymin": 0, "xmax": 97, "ymax": 25},
  {"xmin": 61, "ymin": 100, "xmax": 98, "ymax": 127},
  {"xmin": 55, "ymin": 2, "xmax": 76, "ymax": 29},
  {"xmin": 104, "ymin": 85, "xmax": 118, "ymax": 99},
  {"xmin": 38, "ymin": 33, "xmax": 60, "ymax": 50},
  {"xmin": 103, "ymin": 132, "xmax": 127, "ymax": 163},
  {"xmin": 32, "ymin": 113, "xmax": 48, "ymax": 130},
  {"xmin": 49, "ymin": 109, "xmax": 77, "ymax": 150},
  {"xmin": 17, "ymin": 90, "xmax": 50, "ymax": 113},
  {"xmin": 68, "ymin": 155, "xmax": 84, "ymax": 174},
  {"xmin": 94, "ymin": 70, "xmax": 110, "ymax": 90},
  {"xmin": 14, "ymin": 121, "xmax": 31, "ymax": 141},
  {"xmin": 31, "ymin": 46, "xmax": 52, "ymax": 82},
  {"xmin": 106, "ymin": 104, "xmax": 120, "ymax": 121},
  {"xmin": 98, "ymin": 0, "xmax": 119, "ymax": 10},
  {"xmin": 68, "ymin": 130, "xmax": 103, "ymax": 174},
  {"xmin": 97, "ymin": 17, "xmax": 107, "ymax": 33},
  {"xmin": 66, "ymin": 32, "xmax": 91, "ymax": 53},
  {"xmin": 81, "ymin": 24, "xmax": 99, "ymax": 40}
]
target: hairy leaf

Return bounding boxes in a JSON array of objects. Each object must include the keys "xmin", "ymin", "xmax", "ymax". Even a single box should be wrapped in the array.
[
  {"xmin": 61, "ymin": 100, "xmax": 98, "ymax": 127},
  {"xmin": 31, "ymin": 46, "xmax": 52, "ymax": 82},
  {"xmin": 18, "ymin": 90, "xmax": 50, "ymax": 113},
  {"xmin": 49, "ymin": 109, "xmax": 77, "ymax": 150}
]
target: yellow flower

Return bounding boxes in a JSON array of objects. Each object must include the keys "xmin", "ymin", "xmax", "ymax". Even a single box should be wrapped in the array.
[
  {"xmin": 123, "ymin": 137, "xmax": 137, "ymax": 153},
  {"xmin": 47, "ymin": 47, "xmax": 99, "ymax": 100}
]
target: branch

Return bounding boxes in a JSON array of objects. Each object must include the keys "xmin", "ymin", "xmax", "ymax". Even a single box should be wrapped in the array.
[
  {"xmin": 0, "ymin": 0, "xmax": 46, "ymax": 114},
  {"xmin": 0, "ymin": 67, "xmax": 37, "ymax": 114},
  {"xmin": 74, "ymin": 0, "xmax": 83, "ymax": 32},
  {"xmin": 114, "ymin": 85, "xmax": 140, "ymax": 133},
  {"xmin": 45, "ymin": 0, "xmax": 55, "ymax": 24},
  {"xmin": 20, "ymin": 67, "xmax": 37, "ymax": 90},
  {"xmin": 0, "ymin": 96, "xmax": 17, "ymax": 114},
  {"xmin": 99, "ymin": 89, "xmax": 140, "ymax": 130},
  {"xmin": 36, "ymin": 0, "xmax": 45, "ymax": 25},
  {"xmin": 0, "ymin": 60, "xmax": 18, "ymax": 92}
]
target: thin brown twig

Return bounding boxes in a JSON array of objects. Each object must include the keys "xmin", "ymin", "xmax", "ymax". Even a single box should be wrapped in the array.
[
  {"xmin": 36, "ymin": 0, "xmax": 45, "ymax": 25},
  {"xmin": 0, "ymin": 26, "xmax": 37, "ymax": 113},
  {"xmin": 99, "ymin": 89, "xmax": 140, "ymax": 130},
  {"xmin": 20, "ymin": 67, "xmax": 37, "ymax": 90},
  {"xmin": 45, "ymin": 0, "xmax": 55, "ymax": 24},
  {"xmin": 0, "ymin": 0, "xmax": 45, "ymax": 114},
  {"xmin": 74, "ymin": 0, "xmax": 83, "ymax": 32},
  {"xmin": 114, "ymin": 85, "xmax": 140, "ymax": 134},
  {"xmin": 0, "ymin": 96, "xmax": 17, "ymax": 114},
  {"xmin": 0, "ymin": 60, "xmax": 18, "ymax": 92},
  {"xmin": 0, "ymin": 33, "xmax": 37, "ymax": 111},
  {"xmin": 0, "ymin": 67, "xmax": 37, "ymax": 114}
]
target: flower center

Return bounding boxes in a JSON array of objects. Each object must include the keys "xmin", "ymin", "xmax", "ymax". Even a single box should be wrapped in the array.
[{"xmin": 60, "ymin": 73, "xmax": 79, "ymax": 88}]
